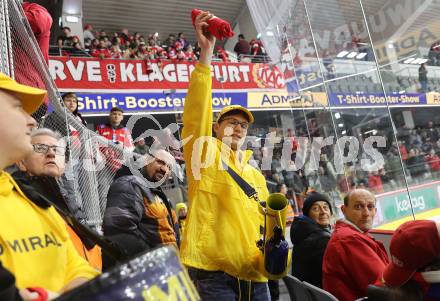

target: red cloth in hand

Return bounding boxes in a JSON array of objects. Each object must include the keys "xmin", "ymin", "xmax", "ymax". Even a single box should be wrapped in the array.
[
  {"xmin": 191, "ymin": 9, "xmax": 234, "ymax": 40},
  {"xmin": 27, "ymin": 287, "xmax": 48, "ymax": 301}
]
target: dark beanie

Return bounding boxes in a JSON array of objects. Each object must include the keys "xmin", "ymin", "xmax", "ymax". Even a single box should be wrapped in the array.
[{"xmin": 302, "ymin": 192, "xmax": 333, "ymax": 216}]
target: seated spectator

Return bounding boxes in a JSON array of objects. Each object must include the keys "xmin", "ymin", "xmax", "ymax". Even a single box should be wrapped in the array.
[
  {"xmin": 177, "ymin": 32, "xmax": 188, "ymax": 49},
  {"xmin": 216, "ymin": 46, "xmax": 229, "ymax": 62},
  {"xmin": 134, "ymin": 137, "xmax": 149, "ymax": 155},
  {"xmin": 234, "ymin": 34, "xmax": 250, "ymax": 57},
  {"xmin": 290, "ymin": 192, "xmax": 332, "ymax": 288},
  {"xmin": 110, "ymin": 40, "xmax": 123, "ymax": 59},
  {"xmin": 12, "ymin": 128, "xmax": 102, "ymax": 270},
  {"xmin": 425, "ymin": 148, "xmax": 440, "ymax": 172},
  {"xmin": 0, "ymin": 73, "xmax": 99, "ymax": 295},
  {"xmin": 185, "ymin": 44, "xmax": 197, "ymax": 61},
  {"xmin": 91, "ymin": 38, "xmax": 111, "ymax": 59},
  {"xmin": 368, "ymin": 170, "xmax": 384, "ymax": 194},
  {"xmin": 175, "ymin": 202, "xmax": 187, "ymax": 234},
  {"xmin": 83, "ymin": 24, "xmax": 94, "ymax": 47},
  {"xmin": 102, "ymin": 149, "xmax": 179, "ymax": 269},
  {"xmin": 323, "ymin": 189, "xmax": 389, "ymax": 301},
  {"xmin": 57, "ymin": 26, "xmax": 73, "ymax": 47},
  {"xmin": 379, "ymin": 220, "xmax": 440, "ymax": 301}
]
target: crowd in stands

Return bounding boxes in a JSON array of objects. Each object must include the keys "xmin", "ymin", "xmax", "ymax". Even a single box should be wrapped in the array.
[{"xmin": 55, "ymin": 25, "xmax": 267, "ymax": 62}]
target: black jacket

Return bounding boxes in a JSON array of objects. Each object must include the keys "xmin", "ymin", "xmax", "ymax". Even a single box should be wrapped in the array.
[
  {"xmin": 102, "ymin": 167, "xmax": 179, "ymax": 269},
  {"xmin": 290, "ymin": 215, "xmax": 331, "ymax": 288},
  {"xmin": 0, "ymin": 262, "xmax": 21, "ymax": 301}
]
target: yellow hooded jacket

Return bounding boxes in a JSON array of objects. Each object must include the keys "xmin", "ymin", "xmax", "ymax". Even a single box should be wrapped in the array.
[
  {"xmin": 0, "ymin": 171, "xmax": 99, "ymax": 292},
  {"xmin": 180, "ymin": 63, "xmax": 269, "ymax": 282}
]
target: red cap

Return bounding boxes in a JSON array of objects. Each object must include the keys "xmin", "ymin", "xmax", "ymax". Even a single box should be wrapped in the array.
[{"xmin": 383, "ymin": 220, "xmax": 440, "ymax": 287}]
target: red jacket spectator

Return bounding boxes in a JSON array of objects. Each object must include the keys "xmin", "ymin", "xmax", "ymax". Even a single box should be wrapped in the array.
[
  {"xmin": 96, "ymin": 123, "xmax": 133, "ymax": 171},
  {"xmin": 250, "ymin": 38, "xmax": 265, "ymax": 56},
  {"xmin": 323, "ymin": 221, "xmax": 389, "ymax": 301},
  {"xmin": 234, "ymin": 34, "xmax": 250, "ymax": 56},
  {"xmin": 216, "ymin": 46, "xmax": 229, "ymax": 62},
  {"xmin": 91, "ymin": 48, "xmax": 112, "ymax": 59},
  {"xmin": 425, "ymin": 151, "xmax": 440, "ymax": 171},
  {"xmin": 22, "ymin": 2, "xmax": 52, "ymax": 64},
  {"xmin": 368, "ymin": 173, "xmax": 383, "ymax": 193}
]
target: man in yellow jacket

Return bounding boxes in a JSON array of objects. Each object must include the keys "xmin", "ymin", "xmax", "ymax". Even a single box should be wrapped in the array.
[
  {"xmin": 0, "ymin": 73, "xmax": 99, "ymax": 299},
  {"xmin": 180, "ymin": 11, "xmax": 270, "ymax": 301}
]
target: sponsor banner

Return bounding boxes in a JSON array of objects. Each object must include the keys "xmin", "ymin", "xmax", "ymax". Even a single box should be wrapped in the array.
[
  {"xmin": 376, "ymin": 182, "xmax": 440, "ymax": 224},
  {"xmin": 76, "ymin": 92, "xmax": 247, "ymax": 114},
  {"xmin": 49, "ymin": 57, "xmax": 285, "ymax": 91},
  {"xmin": 328, "ymin": 92, "xmax": 426, "ymax": 107},
  {"xmin": 247, "ymin": 91, "xmax": 328, "ymax": 108},
  {"xmin": 426, "ymin": 92, "xmax": 440, "ymax": 105}
]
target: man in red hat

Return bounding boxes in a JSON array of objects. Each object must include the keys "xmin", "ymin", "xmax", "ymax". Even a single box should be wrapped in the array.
[{"xmin": 381, "ymin": 220, "xmax": 440, "ymax": 300}]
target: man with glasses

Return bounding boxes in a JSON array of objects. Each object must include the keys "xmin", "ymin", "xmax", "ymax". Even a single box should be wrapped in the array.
[
  {"xmin": 322, "ymin": 189, "xmax": 389, "ymax": 301},
  {"xmin": 180, "ymin": 11, "xmax": 270, "ymax": 301},
  {"xmin": 12, "ymin": 128, "xmax": 102, "ymax": 270},
  {"xmin": 102, "ymin": 148, "xmax": 179, "ymax": 269}
]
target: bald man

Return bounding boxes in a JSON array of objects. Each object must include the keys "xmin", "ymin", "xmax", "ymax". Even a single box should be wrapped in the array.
[{"xmin": 322, "ymin": 189, "xmax": 389, "ymax": 301}]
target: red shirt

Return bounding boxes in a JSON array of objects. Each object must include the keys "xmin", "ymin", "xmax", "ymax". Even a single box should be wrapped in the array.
[
  {"xmin": 91, "ymin": 48, "xmax": 112, "ymax": 58},
  {"xmin": 368, "ymin": 174, "xmax": 383, "ymax": 193},
  {"xmin": 323, "ymin": 221, "xmax": 389, "ymax": 301},
  {"xmin": 96, "ymin": 124, "xmax": 134, "ymax": 171}
]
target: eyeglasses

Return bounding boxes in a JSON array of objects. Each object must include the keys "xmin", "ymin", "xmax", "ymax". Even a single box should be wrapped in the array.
[
  {"xmin": 33, "ymin": 144, "xmax": 65, "ymax": 156},
  {"xmin": 221, "ymin": 118, "xmax": 249, "ymax": 130}
]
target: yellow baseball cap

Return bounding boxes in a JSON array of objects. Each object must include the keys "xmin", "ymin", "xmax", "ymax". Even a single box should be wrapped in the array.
[
  {"xmin": 216, "ymin": 105, "xmax": 254, "ymax": 124},
  {"xmin": 0, "ymin": 72, "xmax": 47, "ymax": 114}
]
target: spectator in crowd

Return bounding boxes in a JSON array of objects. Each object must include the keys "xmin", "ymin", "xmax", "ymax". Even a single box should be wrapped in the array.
[
  {"xmin": 406, "ymin": 148, "xmax": 428, "ymax": 182},
  {"xmin": 177, "ymin": 32, "xmax": 188, "ymax": 49},
  {"xmin": 185, "ymin": 44, "xmax": 197, "ymax": 61},
  {"xmin": 91, "ymin": 38, "xmax": 112, "ymax": 59},
  {"xmin": 175, "ymin": 202, "xmax": 187, "ymax": 234},
  {"xmin": 134, "ymin": 137, "xmax": 149, "ymax": 155},
  {"xmin": 0, "ymin": 73, "xmax": 99, "ymax": 295},
  {"xmin": 44, "ymin": 92, "xmax": 87, "ymax": 138},
  {"xmin": 12, "ymin": 128, "xmax": 102, "ymax": 270},
  {"xmin": 419, "ymin": 63, "xmax": 428, "ymax": 92},
  {"xmin": 83, "ymin": 24, "xmax": 94, "ymax": 47},
  {"xmin": 378, "ymin": 220, "xmax": 440, "ymax": 301},
  {"xmin": 110, "ymin": 39, "xmax": 123, "ymax": 59},
  {"xmin": 427, "ymin": 121, "xmax": 439, "ymax": 143},
  {"xmin": 103, "ymin": 148, "xmax": 179, "ymax": 269},
  {"xmin": 368, "ymin": 170, "xmax": 384, "ymax": 194},
  {"xmin": 180, "ymin": 11, "xmax": 270, "ymax": 300},
  {"xmin": 165, "ymin": 33, "xmax": 176, "ymax": 48},
  {"xmin": 57, "ymin": 26, "xmax": 73, "ymax": 47},
  {"xmin": 234, "ymin": 34, "xmax": 251, "ymax": 58},
  {"xmin": 22, "ymin": 2, "xmax": 52, "ymax": 64},
  {"xmin": 425, "ymin": 148, "xmax": 440, "ymax": 173},
  {"xmin": 290, "ymin": 192, "xmax": 332, "ymax": 288},
  {"xmin": 216, "ymin": 45, "xmax": 229, "ymax": 62},
  {"xmin": 96, "ymin": 107, "xmax": 134, "ymax": 211},
  {"xmin": 323, "ymin": 189, "xmax": 389, "ymax": 301}
]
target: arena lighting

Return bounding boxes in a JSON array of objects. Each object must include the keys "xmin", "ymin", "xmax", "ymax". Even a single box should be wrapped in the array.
[
  {"xmin": 403, "ymin": 58, "xmax": 429, "ymax": 65},
  {"xmin": 364, "ymin": 129, "xmax": 378, "ymax": 135},
  {"xmin": 65, "ymin": 15, "xmax": 79, "ymax": 23},
  {"xmin": 336, "ymin": 51, "xmax": 367, "ymax": 60},
  {"xmin": 341, "ymin": 130, "xmax": 347, "ymax": 135},
  {"xmin": 338, "ymin": 123, "xmax": 344, "ymax": 128},
  {"xmin": 334, "ymin": 112, "xmax": 341, "ymax": 119},
  {"xmin": 266, "ymin": 31, "xmax": 274, "ymax": 36}
]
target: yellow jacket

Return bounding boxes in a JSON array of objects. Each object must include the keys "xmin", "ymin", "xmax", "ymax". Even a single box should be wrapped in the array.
[
  {"xmin": 0, "ymin": 172, "xmax": 99, "ymax": 292},
  {"xmin": 180, "ymin": 63, "xmax": 269, "ymax": 282}
]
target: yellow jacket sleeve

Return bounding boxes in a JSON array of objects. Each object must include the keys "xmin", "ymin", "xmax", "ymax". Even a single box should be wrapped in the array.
[{"xmin": 182, "ymin": 63, "xmax": 213, "ymax": 182}]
